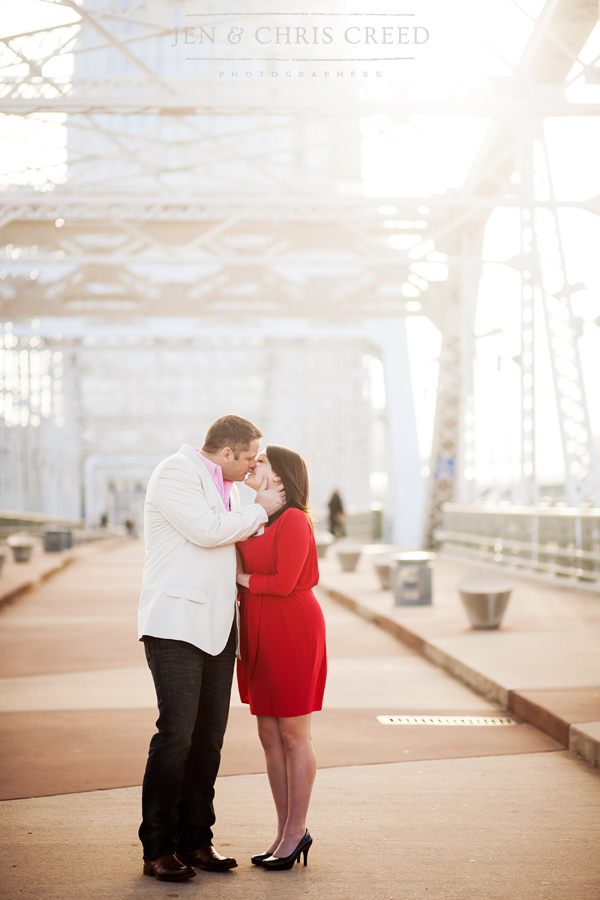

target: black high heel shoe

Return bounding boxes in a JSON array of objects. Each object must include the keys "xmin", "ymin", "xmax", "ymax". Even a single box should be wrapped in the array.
[
  {"xmin": 262, "ymin": 830, "xmax": 312, "ymax": 870},
  {"xmin": 251, "ymin": 852, "xmax": 272, "ymax": 866}
]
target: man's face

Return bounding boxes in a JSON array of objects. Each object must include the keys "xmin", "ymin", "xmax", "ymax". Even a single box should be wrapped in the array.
[{"xmin": 219, "ymin": 438, "xmax": 260, "ymax": 482}]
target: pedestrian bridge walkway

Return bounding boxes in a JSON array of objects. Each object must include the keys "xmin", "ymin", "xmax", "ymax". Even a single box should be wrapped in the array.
[
  {"xmin": 318, "ymin": 549, "xmax": 600, "ymax": 763},
  {"xmin": 1, "ymin": 540, "xmax": 599, "ymax": 899}
]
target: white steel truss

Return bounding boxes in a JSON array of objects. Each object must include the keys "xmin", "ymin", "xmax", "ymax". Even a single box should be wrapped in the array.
[
  {"xmin": 531, "ymin": 130, "xmax": 600, "ymax": 506},
  {"xmin": 422, "ymin": 0, "xmax": 600, "ymax": 543},
  {"xmin": 1, "ymin": 0, "xmax": 600, "ymax": 531}
]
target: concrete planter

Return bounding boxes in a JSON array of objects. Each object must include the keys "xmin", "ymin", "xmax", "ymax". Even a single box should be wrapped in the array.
[
  {"xmin": 7, "ymin": 533, "xmax": 35, "ymax": 564},
  {"xmin": 314, "ymin": 531, "xmax": 334, "ymax": 559},
  {"xmin": 362, "ymin": 545, "xmax": 397, "ymax": 589},
  {"xmin": 373, "ymin": 557, "xmax": 394, "ymax": 589},
  {"xmin": 458, "ymin": 570, "xmax": 513, "ymax": 629},
  {"xmin": 11, "ymin": 544, "xmax": 33, "ymax": 563},
  {"xmin": 336, "ymin": 546, "xmax": 362, "ymax": 572}
]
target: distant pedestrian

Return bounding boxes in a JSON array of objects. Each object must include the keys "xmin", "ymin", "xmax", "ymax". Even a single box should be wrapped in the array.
[{"xmin": 327, "ymin": 489, "xmax": 346, "ymax": 538}]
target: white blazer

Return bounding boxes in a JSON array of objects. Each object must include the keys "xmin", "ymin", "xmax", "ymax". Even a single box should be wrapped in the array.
[{"xmin": 138, "ymin": 444, "xmax": 268, "ymax": 655}]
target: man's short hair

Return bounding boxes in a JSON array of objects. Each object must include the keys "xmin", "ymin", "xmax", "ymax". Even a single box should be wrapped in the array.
[{"xmin": 202, "ymin": 415, "xmax": 262, "ymax": 458}]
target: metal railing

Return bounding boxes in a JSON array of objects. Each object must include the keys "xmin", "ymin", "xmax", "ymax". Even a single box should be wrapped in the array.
[
  {"xmin": 0, "ymin": 509, "xmax": 114, "ymax": 545},
  {"xmin": 316, "ymin": 508, "xmax": 384, "ymax": 543},
  {"xmin": 0, "ymin": 509, "xmax": 81, "ymax": 538},
  {"xmin": 436, "ymin": 503, "xmax": 600, "ymax": 587}
]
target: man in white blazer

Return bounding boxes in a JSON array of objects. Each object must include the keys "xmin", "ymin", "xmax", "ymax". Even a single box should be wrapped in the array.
[{"xmin": 138, "ymin": 415, "xmax": 284, "ymax": 882}]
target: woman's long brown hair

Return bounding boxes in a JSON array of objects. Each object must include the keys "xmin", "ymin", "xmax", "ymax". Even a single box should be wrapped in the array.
[{"xmin": 264, "ymin": 444, "xmax": 312, "ymax": 527}]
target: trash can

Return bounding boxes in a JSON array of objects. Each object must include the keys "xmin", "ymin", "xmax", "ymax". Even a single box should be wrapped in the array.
[
  {"xmin": 44, "ymin": 530, "xmax": 63, "ymax": 553},
  {"xmin": 336, "ymin": 544, "xmax": 362, "ymax": 572},
  {"xmin": 393, "ymin": 551, "xmax": 436, "ymax": 606},
  {"xmin": 44, "ymin": 529, "xmax": 73, "ymax": 552}
]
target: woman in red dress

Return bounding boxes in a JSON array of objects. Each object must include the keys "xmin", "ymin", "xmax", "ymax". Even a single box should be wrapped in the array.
[{"xmin": 236, "ymin": 445, "xmax": 326, "ymax": 870}]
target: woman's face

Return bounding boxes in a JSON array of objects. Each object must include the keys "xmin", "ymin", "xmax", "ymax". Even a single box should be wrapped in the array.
[{"xmin": 245, "ymin": 452, "xmax": 281, "ymax": 492}]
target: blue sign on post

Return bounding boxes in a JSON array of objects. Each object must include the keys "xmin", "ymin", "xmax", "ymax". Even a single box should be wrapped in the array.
[{"xmin": 435, "ymin": 457, "xmax": 455, "ymax": 480}]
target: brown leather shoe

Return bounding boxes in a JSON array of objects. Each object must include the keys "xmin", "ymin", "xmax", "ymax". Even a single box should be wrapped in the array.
[
  {"xmin": 143, "ymin": 853, "xmax": 196, "ymax": 881},
  {"xmin": 176, "ymin": 844, "xmax": 238, "ymax": 871}
]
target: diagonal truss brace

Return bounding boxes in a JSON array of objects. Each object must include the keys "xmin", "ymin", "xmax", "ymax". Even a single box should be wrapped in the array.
[{"xmin": 531, "ymin": 129, "xmax": 600, "ymax": 506}]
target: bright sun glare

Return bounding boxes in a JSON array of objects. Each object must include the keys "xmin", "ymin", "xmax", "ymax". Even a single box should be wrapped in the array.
[{"xmin": 1, "ymin": 0, "xmax": 599, "ymax": 489}]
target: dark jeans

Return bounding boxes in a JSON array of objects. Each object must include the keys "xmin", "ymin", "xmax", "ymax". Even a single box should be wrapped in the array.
[{"xmin": 139, "ymin": 626, "xmax": 236, "ymax": 860}]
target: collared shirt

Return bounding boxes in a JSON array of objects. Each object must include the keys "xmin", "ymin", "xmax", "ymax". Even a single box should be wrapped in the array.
[{"xmin": 193, "ymin": 449, "xmax": 233, "ymax": 511}]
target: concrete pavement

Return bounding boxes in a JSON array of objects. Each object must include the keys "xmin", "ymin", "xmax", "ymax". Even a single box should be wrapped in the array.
[
  {"xmin": 3, "ymin": 753, "xmax": 599, "ymax": 900},
  {"xmin": 1, "ymin": 540, "xmax": 599, "ymax": 899},
  {"xmin": 0, "ymin": 539, "xmax": 74, "ymax": 612},
  {"xmin": 318, "ymin": 550, "xmax": 600, "ymax": 768}
]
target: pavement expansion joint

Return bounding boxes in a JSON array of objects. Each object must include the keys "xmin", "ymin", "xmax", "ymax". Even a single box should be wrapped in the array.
[
  {"xmin": 377, "ymin": 715, "xmax": 517, "ymax": 726},
  {"xmin": 318, "ymin": 554, "xmax": 600, "ymax": 770}
]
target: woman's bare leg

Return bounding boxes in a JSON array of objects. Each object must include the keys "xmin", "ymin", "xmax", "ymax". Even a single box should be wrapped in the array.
[
  {"xmin": 256, "ymin": 715, "xmax": 288, "ymax": 854},
  {"xmin": 273, "ymin": 714, "xmax": 316, "ymax": 859}
]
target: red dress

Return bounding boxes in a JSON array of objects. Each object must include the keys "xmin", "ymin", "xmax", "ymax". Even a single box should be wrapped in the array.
[{"xmin": 236, "ymin": 507, "xmax": 327, "ymax": 717}]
